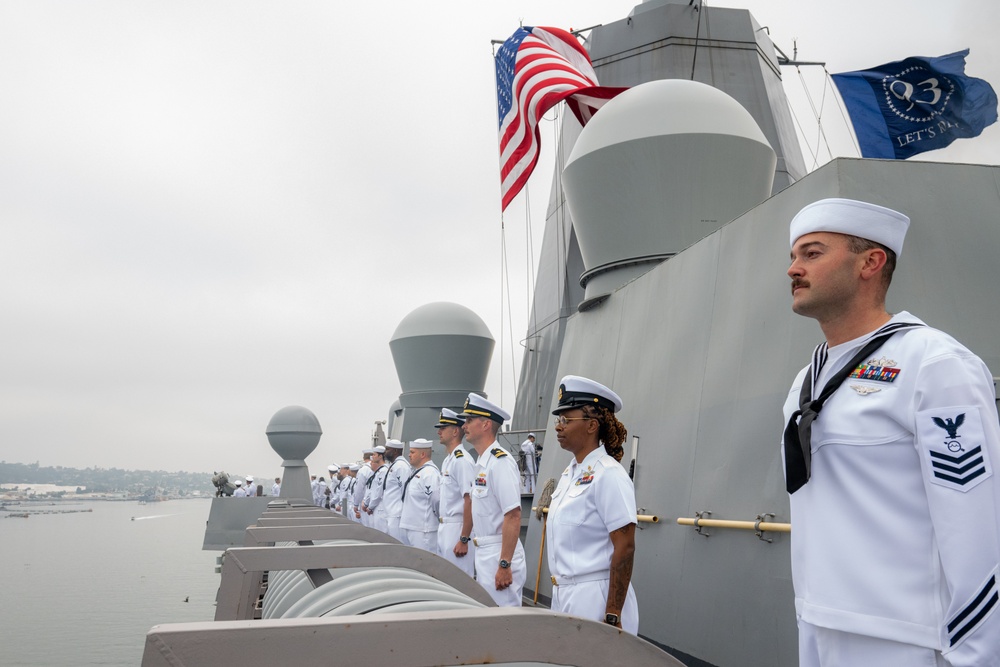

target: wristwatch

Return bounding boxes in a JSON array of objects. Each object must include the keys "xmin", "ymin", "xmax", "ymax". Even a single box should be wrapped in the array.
[
  {"xmin": 499, "ymin": 559, "xmax": 511, "ymax": 569},
  {"xmin": 459, "ymin": 536, "xmax": 471, "ymax": 544},
  {"xmin": 604, "ymin": 612, "xmax": 620, "ymax": 626}
]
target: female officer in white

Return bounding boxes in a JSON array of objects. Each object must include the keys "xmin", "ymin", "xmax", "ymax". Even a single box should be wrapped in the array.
[{"xmin": 547, "ymin": 375, "xmax": 639, "ymax": 634}]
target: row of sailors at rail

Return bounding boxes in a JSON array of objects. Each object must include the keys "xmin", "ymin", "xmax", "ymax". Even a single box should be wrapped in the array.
[{"xmin": 322, "ymin": 389, "xmax": 638, "ymax": 634}]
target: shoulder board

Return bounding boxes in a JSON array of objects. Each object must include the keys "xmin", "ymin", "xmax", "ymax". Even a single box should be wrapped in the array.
[
  {"xmin": 454, "ymin": 449, "xmax": 464, "ymax": 458},
  {"xmin": 491, "ymin": 448, "xmax": 507, "ymax": 459}
]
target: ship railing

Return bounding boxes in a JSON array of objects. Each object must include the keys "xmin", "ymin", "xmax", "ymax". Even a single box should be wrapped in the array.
[{"xmin": 144, "ymin": 501, "xmax": 681, "ymax": 667}]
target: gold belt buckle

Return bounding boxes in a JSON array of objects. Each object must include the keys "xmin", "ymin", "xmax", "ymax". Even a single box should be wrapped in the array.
[
  {"xmin": 550, "ymin": 576, "xmax": 558, "ymax": 586},
  {"xmin": 438, "ymin": 517, "xmax": 443, "ymax": 524}
]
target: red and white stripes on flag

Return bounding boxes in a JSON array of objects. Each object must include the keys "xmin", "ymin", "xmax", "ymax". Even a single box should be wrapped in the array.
[{"xmin": 495, "ymin": 26, "xmax": 625, "ymax": 212}]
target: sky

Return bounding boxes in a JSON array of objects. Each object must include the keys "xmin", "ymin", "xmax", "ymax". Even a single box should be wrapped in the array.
[{"xmin": 1, "ymin": 0, "xmax": 997, "ymax": 479}]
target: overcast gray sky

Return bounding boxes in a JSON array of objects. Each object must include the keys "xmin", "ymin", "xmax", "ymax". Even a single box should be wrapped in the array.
[{"xmin": 2, "ymin": 0, "xmax": 997, "ymax": 479}]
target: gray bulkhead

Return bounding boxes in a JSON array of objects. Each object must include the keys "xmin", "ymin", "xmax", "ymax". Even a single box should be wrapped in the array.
[{"xmin": 520, "ymin": 158, "xmax": 1000, "ymax": 666}]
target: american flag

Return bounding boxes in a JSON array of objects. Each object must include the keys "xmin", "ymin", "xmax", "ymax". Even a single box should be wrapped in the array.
[{"xmin": 495, "ymin": 26, "xmax": 625, "ymax": 212}]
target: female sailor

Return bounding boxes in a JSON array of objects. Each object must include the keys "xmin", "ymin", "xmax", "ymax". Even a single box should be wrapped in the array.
[{"xmin": 546, "ymin": 375, "xmax": 639, "ymax": 634}]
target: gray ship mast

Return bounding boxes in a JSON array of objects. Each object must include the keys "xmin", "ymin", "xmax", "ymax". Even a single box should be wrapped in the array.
[{"xmin": 512, "ymin": 0, "xmax": 806, "ymax": 434}]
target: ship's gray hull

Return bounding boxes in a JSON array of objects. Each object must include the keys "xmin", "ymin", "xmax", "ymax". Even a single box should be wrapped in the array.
[{"xmin": 520, "ymin": 157, "xmax": 1000, "ymax": 666}]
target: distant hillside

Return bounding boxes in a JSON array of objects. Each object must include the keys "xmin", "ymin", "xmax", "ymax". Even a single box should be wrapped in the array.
[{"xmin": 0, "ymin": 460, "xmax": 212, "ymax": 495}]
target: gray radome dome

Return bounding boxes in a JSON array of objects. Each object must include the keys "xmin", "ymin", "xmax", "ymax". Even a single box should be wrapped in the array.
[
  {"xmin": 568, "ymin": 79, "xmax": 771, "ymax": 161},
  {"xmin": 562, "ymin": 79, "xmax": 776, "ymax": 302},
  {"xmin": 390, "ymin": 302, "xmax": 493, "ymax": 341},
  {"xmin": 390, "ymin": 302, "xmax": 494, "ymax": 398}
]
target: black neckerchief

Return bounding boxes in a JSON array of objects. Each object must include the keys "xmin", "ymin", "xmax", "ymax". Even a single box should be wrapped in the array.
[{"xmin": 784, "ymin": 321, "xmax": 923, "ymax": 494}]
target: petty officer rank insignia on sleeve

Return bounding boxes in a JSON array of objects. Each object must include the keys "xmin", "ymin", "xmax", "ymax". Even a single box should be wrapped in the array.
[{"xmin": 917, "ymin": 407, "xmax": 992, "ymax": 492}]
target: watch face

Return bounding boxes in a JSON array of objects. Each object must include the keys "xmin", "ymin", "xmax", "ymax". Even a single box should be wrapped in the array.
[
  {"xmin": 499, "ymin": 559, "xmax": 511, "ymax": 568},
  {"xmin": 604, "ymin": 613, "xmax": 619, "ymax": 625}
]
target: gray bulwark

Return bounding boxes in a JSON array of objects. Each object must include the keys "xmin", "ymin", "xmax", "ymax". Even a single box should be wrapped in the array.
[
  {"xmin": 143, "ymin": 608, "xmax": 681, "ymax": 667},
  {"xmin": 520, "ymin": 158, "xmax": 1000, "ymax": 666}
]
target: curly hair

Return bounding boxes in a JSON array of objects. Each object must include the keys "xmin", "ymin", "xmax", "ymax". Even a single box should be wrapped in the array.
[{"xmin": 581, "ymin": 404, "xmax": 628, "ymax": 462}]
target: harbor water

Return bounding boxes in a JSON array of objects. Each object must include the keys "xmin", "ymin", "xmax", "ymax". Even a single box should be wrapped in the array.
[{"xmin": 0, "ymin": 499, "xmax": 220, "ymax": 666}]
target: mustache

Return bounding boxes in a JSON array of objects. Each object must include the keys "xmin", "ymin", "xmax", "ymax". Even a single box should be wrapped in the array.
[{"xmin": 791, "ymin": 279, "xmax": 809, "ymax": 293}]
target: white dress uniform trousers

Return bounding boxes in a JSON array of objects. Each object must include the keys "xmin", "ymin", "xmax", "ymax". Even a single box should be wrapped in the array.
[{"xmin": 437, "ymin": 446, "xmax": 477, "ymax": 577}]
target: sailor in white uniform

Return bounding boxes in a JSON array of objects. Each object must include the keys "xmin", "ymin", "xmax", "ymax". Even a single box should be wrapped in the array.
[
  {"xmin": 783, "ymin": 198, "xmax": 1000, "ymax": 666},
  {"xmin": 354, "ymin": 449, "xmax": 375, "ymax": 526},
  {"xmin": 337, "ymin": 464, "xmax": 352, "ymax": 515},
  {"xmin": 232, "ymin": 479, "xmax": 247, "ymax": 497},
  {"xmin": 362, "ymin": 446, "xmax": 389, "ymax": 532},
  {"xmin": 332, "ymin": 463, "xmax": 341, "ymax": 512},
  {"xmin": 435, "ymin": 408, "xmax": 476, "ymax": 577},
  {"xmin": 345, "ymin": 464, "xmax": 361, "ymax": 522},
  {"xmin": 460, "ymin": 393, "xmax": 525, "ymax": 607},
  {"xmin": 400, "ymin": 438, "xmax": 441, "ymax": 552},
  {"xmin": 520, "ymin": 433, "xmax": 537, "ymax": 493},
  {"xmin": 381, "ymin": 439, "xmax": 412, "ymax": 544},
  {"xmin": 547, "ymin": 376, "xmax": 639, "ymax": 634},
  {"xmin": 244, "ymin": 476, "xmax": 257, "ymax": 497},
  {"xmin": 310, "ymin": 475, "xmax": 322, "ymax": 506},
  {"xmin": 270, "ymin": 477, "xmax": 280, "ymax": 497}
]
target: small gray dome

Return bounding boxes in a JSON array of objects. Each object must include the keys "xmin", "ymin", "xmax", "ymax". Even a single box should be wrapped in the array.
[{"xmin": 266, "ymin": 406, "xmax": 322, "ymax": 464}]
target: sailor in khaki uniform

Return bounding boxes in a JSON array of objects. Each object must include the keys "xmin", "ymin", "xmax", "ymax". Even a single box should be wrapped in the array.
[
  {"xmin": 399, "ymin": 438, "xmax": 441, "ymax": 552},
  {"xmin": 547, "ymin": 376, "xmax": 639, "ymax": 634},
  {"xmin": 783, "ymin": 198, "xmax": 1000, "ymax": 666},
  {"xmin": 460, "ymin": 393, "xmax": 525, "ymax": 607},
  {"xmin": 362, "ymin": 445, "xmax": 389, "ymax": 533},
  {"xmin": 382, "ymin": 439, "xmax": 412, "ymax": 543},
  {"xmin": 435, "ymin": 408, "xmax": 476, "ymax": 577}
]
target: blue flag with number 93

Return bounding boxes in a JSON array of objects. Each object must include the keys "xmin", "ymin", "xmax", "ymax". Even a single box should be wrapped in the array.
[{"xmin": 831, "ymin": 49, "xmax": 997, "ymax": 159}]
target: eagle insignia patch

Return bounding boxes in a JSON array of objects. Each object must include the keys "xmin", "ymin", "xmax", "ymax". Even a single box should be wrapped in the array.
[{"xmin": 918, "ymin": 407, "xmax": 991, "ymax": 492}]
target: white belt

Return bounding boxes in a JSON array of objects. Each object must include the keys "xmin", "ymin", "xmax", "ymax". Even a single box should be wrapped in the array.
[
  {"xmin": 473, "ymin": 534, "xmax": 503, "ymax": 547},
  {"xmin": 550, "ymin": 572, "xmax": 609, "ymax": 587},
  {"xmin": 438, "ymin": 516, "xmax": 463, "ymax": 524}
]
